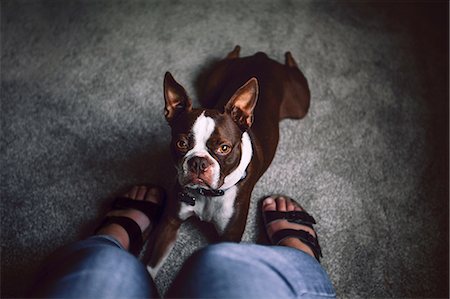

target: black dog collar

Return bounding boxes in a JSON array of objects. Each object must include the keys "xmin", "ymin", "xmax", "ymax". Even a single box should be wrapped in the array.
[
  {"xmin": 178, "ymin": 187, "xmax": 225, "ymax": 206},
  {"xmin": 196, "ymin": 187, "xmax": 225, "ymax": 197},
  {"xmin": 178, "ymin": 172, "xmax": 247, "ymax": 206}
]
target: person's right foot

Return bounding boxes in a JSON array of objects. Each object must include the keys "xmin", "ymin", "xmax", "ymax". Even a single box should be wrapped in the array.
[
  {"xmin": 262, "ymin": 195, "xmax": 321, "ymax": 260},
  {"xmin": 96, "ymin": 186, "xmax": 164, "ymax": 252}
]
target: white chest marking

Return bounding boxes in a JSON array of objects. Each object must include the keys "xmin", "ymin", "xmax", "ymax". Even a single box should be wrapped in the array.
[{"xmin": 178, "ymin": 185, "xmax": 237, "ymax": 234}]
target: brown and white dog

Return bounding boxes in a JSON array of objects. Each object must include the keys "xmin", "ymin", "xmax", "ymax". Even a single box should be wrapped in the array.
[{"xmin": 145, "ymin": 46, "xmax": 310, "ymax": 275}]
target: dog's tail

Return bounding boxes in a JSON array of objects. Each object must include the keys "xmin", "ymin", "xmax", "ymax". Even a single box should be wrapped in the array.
[{"xmin": 279, "ymin": 51, "xmax": 310, "ymax": 120}]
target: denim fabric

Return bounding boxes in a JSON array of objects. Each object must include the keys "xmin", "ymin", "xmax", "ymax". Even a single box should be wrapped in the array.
[
  {"xmin": 31, "ymin": 235, "xmax": 157, "ymax": 298},
  {"xmin": 32, "ymin": 237, "xmax": 335, "ymax": 298},
  {"xmin": 169, "ymin": 243, "xmax": 336, "ymax": 299}
]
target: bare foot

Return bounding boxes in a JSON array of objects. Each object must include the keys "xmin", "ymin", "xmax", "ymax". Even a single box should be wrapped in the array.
[
  {"xmin": 96, "ymin": 186, "xmax": 163, "ymax": 251},
  {"xmin": 262, "ymin": 196, "xmax": 320, "ymax": 259}
]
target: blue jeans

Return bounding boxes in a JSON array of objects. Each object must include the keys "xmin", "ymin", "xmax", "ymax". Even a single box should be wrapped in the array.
[{"xmin": 32, "ymin": 236, "xmax": 335, "ymax": 298}]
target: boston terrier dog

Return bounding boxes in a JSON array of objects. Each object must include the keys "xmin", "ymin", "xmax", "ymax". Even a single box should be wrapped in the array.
[{"xmin": 145, "ymin": 46, "xmax": 310, "ymax": 275}]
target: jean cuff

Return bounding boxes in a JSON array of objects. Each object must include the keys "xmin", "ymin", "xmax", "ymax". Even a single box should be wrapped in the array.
[{"xmin": 88, "ymin": 235, "xmax": 125, "ymax": 250}]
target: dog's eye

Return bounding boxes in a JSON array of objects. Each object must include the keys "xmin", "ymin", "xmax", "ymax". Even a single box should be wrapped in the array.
[
  {"xmin": 217, "ymin": 144, "xmax": 232, "ymax": 154},
  {"xmin": 176, "ymin": 139, "xmax": 188, "ymax": 150}
]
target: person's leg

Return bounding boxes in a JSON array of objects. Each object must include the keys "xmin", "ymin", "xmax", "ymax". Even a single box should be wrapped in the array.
[
  {"xmin": 32, "ymin": 235, "xmax": 157, "ymax": 298},
  {"xmin": 168, "ymin": 196, "xmax": 335, "ymax": 299},
  {"xmin": 30, "ymin": 186, "xmax": 163, "ymax": 299}
]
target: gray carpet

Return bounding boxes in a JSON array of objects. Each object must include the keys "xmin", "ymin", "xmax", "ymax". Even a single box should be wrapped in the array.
[{"xmin": 1, "ymin": 1, "xmax": 448, "ymax": 298}]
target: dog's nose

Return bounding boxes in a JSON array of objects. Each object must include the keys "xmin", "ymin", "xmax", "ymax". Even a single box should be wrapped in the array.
[{"xmin": 187, "ymin": 157, "xmax": 210, "ymax": 173}]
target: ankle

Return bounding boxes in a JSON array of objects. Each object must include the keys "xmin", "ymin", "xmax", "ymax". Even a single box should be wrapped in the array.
[
  {"xmin": 279, "ymin": 237, "xmax": 315, "ymax": 258},
  {"xmin": 97, "ymin": 224, "xmax": 130, "ymax": 249}
]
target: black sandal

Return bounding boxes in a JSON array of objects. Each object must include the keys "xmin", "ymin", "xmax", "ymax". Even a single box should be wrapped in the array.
[
  {"xmin": 95, "ymin": 186, "xmax": 165, "ymax": 256},
  {"xmin": 262, "ymin": 196, "xmax": 323, "ymax": 262}
]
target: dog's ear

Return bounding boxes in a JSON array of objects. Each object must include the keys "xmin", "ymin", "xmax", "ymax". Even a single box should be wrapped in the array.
[
  {"xmin": 164, "ymin": 72, "xmax": 192, "ymax": 123},
  {"xmin": 225, "ymin": 77, "xmax": 259, "ymax": 129}
]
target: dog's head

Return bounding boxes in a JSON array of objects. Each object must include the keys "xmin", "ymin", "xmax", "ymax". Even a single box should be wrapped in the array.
[{"xmin": 163, "ymin": 72, "xmax": 258, "ymax": 191}]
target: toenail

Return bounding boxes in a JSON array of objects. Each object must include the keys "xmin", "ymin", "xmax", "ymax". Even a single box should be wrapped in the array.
[{"xmin": 264, "ymin": 197, "xmax": 274, "ymax": 204}]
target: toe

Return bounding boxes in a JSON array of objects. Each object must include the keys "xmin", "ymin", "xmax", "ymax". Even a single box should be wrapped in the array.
[
  {"xmin": 262, "ymin": 196, "xmax": 276, "ymax": 212},
  {"xmin": 136, "ymin": 186, "xmax": 147, "ymax": 200},
  {"xmin": 145, "ymin": 186, "xmax": 163, "ymax": 205},
  {"xmin": 276, "ymin": 196, "xmax": 287, "ymax": 211},
  {"xmin": 286, "ymin": 198, "xmax": 295, "ymax": 211},
  {"xmin": 129, "ymin": 186, "xmax": 139, "ymax": 199},
  {"xmin": 291, "ymin": 198, "xmax": 304, "ymax": 211}
]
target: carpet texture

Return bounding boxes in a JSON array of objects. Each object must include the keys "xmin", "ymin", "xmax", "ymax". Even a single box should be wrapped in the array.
[{"xmin": 1, "ymin": 1, "xmax": 448, "ymax": 298}]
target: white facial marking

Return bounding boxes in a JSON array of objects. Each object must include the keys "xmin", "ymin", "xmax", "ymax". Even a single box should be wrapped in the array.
[
  {"xmin": 181, "ymin": 112, "xmax": 220, "ymax": 188},
  {"xmin": 192, "ymin": 112, "xmax": 215, "ymax": 151},
  {"xmin": 220, "ymin": 132, "xmax": 253, "ymax": 190}
]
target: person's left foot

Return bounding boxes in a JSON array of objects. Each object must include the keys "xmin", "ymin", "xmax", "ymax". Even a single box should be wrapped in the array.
[{"xmin": 96, "ymin": 186, "xmax": 164, "ymax": 252}]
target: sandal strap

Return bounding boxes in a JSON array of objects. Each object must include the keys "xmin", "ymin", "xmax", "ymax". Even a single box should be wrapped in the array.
[
  {"xmin": 113, "ymin": 197, "xmax": 163, "ymax": 224},
  {"xmin": 98, "ymin": 216, "xmax": 143, "ymax": 255},
  {"xmin": 264, "ymin": 210, "xmax": 316, "ymax": 228},
  {"xmin": 272, "ymin": 228, "xmax": 323, "ymax": 262}
]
